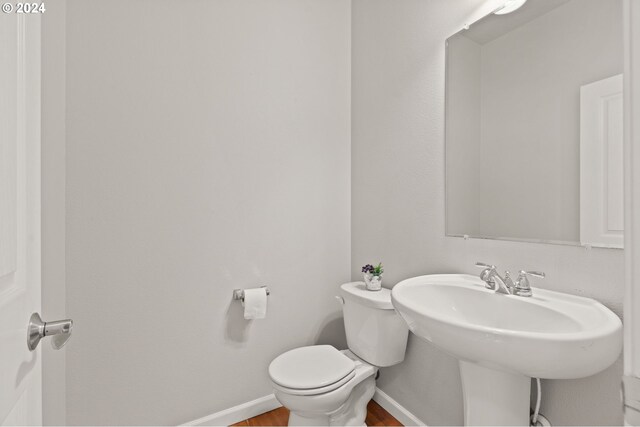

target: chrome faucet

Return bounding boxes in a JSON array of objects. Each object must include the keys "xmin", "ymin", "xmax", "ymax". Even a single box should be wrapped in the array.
[
  {"xmin": 475, "ymin": 262, "xmax": 545, "ymax": 297},
  {"xmin": 475, "ymin": 262, "xmax": 514, "ymax": 294}
]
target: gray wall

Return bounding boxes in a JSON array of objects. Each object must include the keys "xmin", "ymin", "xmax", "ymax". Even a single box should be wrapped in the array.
[
  {"xmin": 352, "ymin": 0, "xmax": 624, "ymax": 425},
  {"xmin": 61, "ymin": 0, "xmax": 351, "ymax": 424}
]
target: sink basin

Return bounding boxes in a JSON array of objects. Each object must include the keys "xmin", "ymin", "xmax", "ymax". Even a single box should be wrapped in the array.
[
  {"xmin": 391, "ymin": 274, "xmax": 622, "ymax": 425},
  {"xmin": 391, "ymin": 274, "xmax": 622, "ymax": 379}
]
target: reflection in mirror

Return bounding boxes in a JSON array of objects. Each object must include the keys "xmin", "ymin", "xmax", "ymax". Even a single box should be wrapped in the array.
[{"xmin": 445, "ymin": 0, "xmax": 623, "ymax": 248}]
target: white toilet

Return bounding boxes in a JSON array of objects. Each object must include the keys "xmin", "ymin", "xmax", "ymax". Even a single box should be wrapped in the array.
[{"xmin": 268, "ymin": 282, "xmax": 409, "ymax": 426}]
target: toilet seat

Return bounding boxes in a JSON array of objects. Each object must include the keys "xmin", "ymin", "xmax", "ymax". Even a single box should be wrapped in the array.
[
  {"xmin": 269, "ymin": 345, "xmax": 356, "ymax": 395},
  {"xmin": 271, "ymin": 370, "xmax": 356, "ymax": 396}
]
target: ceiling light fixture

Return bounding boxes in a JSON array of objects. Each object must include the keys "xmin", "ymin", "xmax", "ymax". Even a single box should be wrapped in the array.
[{"xmin": 494, "ymin": 0, "xmax": 527, "ymax": 15}]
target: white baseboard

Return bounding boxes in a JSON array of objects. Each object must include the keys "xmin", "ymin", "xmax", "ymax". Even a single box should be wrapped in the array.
[
  {"xmin": 373, "ymin": 387, "xmax": 427, "ymax": 426},
  {"xmin": 181, "ymin": 394, "xmax": 280, "ymax": 426},
  {"xmin": 182, "ymin": 387, "xmax": 425, "ymax": 427}
]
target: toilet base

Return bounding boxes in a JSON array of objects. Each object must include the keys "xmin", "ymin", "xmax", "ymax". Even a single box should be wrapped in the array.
[
  {"xmin": 286, "ymin": 375, "xmax": 375, "ymax": 427},
  {"xmin": 329, "ymin": 375, "xmax": 375, "ymax": 426}
]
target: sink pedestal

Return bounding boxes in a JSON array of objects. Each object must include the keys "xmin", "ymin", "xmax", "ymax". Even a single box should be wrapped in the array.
[{"xmin": 459, "ymin": 361, "xmax": 530, "ymax": 426}]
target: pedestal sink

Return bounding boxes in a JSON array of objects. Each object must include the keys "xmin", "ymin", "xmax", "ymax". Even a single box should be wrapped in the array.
[{"xmin": 391, "ymin": 274, "xmax": 622, "ymax": 426}]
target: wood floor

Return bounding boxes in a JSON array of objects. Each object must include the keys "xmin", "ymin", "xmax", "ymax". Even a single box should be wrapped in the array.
[{"xmin": 232, "ymin": 400, "xmax": 402, "ymax": 426}]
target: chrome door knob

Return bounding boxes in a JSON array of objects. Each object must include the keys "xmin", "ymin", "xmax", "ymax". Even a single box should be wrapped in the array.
[{"xmin": 27, "ymin": 312, "xmax": 74, "ymax": 351}]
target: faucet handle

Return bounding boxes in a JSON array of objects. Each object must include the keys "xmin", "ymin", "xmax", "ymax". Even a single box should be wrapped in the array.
[
  {"xmin": 514, "ymin": 270, "xmax": 545, "ymax": 297},
  {"xmin": 522, "ymin": 271, "xmax": 545, "ymax": 278},
  {"xmin": 475, "ymin": 262, "xmax": 495, "ymax": 270}
]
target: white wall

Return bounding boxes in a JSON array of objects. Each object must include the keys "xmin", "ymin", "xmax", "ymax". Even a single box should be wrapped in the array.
[
  {"xmin": 62, "ymin": 0, "xmax": 351, "ymax": 424},
  {"xmin": 352, "ymin": 0, "xmax": 624, "ymax": 425}
]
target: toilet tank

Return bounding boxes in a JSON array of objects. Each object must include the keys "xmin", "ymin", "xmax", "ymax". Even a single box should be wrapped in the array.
[{"xmin": 339, "ymin": 282, "xmax": 409, "ymax": 367}]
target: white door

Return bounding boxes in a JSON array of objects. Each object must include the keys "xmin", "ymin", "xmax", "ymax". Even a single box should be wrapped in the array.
[
  {"xmin": 0, "ymin": 12, "xmax": 42, "ymax": 426},
  {"xmin": 580, "ymin": 74, "xmax": 624, "ymax": 248}
]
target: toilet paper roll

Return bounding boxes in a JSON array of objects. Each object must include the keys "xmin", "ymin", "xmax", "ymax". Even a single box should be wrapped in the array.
[{"xmin": 242, "ymin": 287, "xmax": 268, "ymax": 320}]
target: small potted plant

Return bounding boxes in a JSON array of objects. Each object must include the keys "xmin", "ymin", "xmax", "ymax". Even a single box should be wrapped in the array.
[{"xmin": 362, "ymin": 262, "xmax": 384, "ymax": 291}]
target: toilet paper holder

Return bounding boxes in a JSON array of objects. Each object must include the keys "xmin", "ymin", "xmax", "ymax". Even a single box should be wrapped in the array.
[{"xmin": 232, "ymin": 286, "xmax": 270, "ymax": 302}]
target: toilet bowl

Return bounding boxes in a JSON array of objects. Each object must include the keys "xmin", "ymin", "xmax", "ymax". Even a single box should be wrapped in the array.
[
  {"xmin": 270, "ymin": 346, "xmax": 376, "ymax": 426},
  {"xmin": 268, "ymin": 282, "xmax": 409, "ymax": 426}
]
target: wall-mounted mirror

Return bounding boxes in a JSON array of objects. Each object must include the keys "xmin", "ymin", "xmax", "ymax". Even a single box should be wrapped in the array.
[{"xmin": 445, "ymin": 0, "xmax": 624, "ymax": 248}]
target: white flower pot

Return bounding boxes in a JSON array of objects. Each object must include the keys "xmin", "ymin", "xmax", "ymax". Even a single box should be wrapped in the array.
[{"xmin": 363, "ymin": 273, "xmax": 382, "ymax": 291}]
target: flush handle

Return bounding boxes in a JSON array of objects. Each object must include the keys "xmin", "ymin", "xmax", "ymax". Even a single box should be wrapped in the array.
[{"xmin": 27, "ymin": 312, "xmax": 74, "ymax": 351}]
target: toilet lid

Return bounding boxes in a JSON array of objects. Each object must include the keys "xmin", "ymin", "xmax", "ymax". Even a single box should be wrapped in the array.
[{"xmin": 269, "ymin": 345, "xmax": 355, "ymax": 390}]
